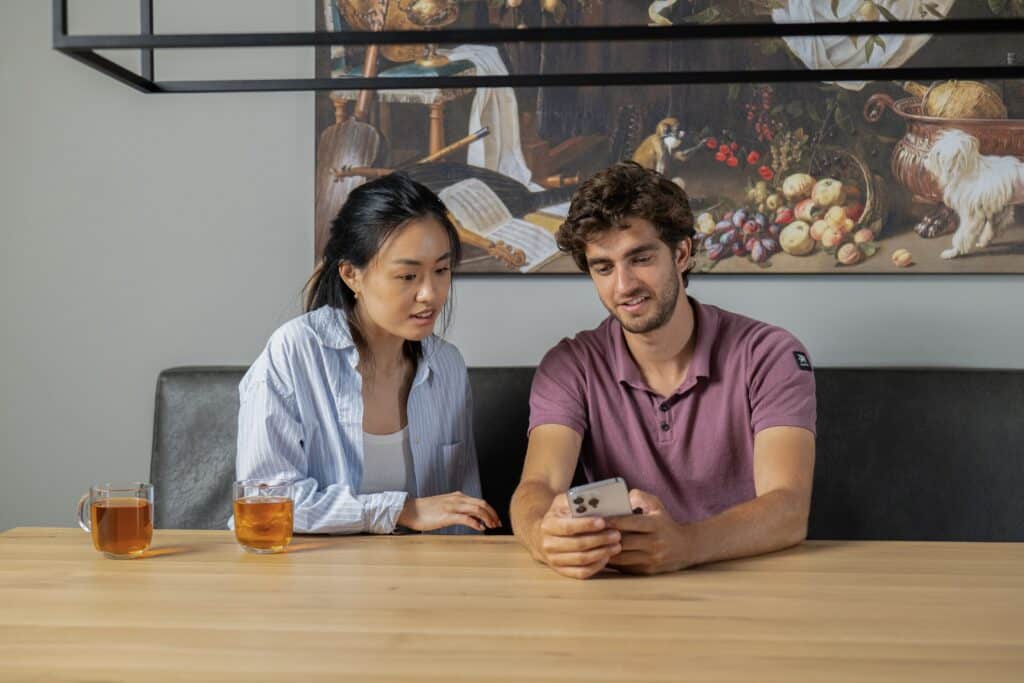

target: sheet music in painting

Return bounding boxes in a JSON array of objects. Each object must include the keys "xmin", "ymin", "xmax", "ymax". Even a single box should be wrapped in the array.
[{"xmin": 439, "ymin": 178, "xmax": 560, "ymax": 273}]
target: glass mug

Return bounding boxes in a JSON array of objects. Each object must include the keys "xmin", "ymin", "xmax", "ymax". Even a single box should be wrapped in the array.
[
  {"xmin": 77, "ymin": 482, "xmax": 154, "ymax": 559},
  {"xmin": 233, "ymin": 480, "xmax": 294, "ymax": 554}
]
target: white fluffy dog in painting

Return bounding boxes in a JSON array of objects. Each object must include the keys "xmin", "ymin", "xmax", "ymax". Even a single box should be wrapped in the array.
[{"xmin": 924, "ymin": 129, "xmax": 1024, "ymax": 260}]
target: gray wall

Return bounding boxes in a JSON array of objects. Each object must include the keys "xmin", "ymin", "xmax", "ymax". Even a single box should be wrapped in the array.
[{"xmin": 2, "ymin": 2, "xmax": 1022, "ymax": 531}]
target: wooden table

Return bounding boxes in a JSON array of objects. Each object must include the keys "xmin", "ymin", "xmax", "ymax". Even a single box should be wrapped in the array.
[{"xmin": 2, "ymin": 528, "xmax": 1022, "ymax": 682}]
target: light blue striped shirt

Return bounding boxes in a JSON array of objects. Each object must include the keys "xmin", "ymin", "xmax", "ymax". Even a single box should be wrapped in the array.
[{"xmin": 235, "ymin": 305, "xmax": 481, "ymax": 535}]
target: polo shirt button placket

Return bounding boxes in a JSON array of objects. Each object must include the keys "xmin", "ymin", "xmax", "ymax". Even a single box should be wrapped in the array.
[{"xmin": 657, "ymin": 400, "xmax": 671, "ymax": 440}]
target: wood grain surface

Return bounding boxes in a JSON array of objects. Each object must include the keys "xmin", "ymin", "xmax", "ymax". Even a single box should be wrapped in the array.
[{"xmin": 2, "ymin": 527, "xmax": 1022, "ymax": 682}]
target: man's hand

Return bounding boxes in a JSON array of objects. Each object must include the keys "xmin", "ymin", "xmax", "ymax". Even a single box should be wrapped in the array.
[
  {"xmin": 535, "ymin": 494, "xmax": 622, "ymax": 579},
  {"xmin": 606, "ymin": 489, "xmax": 691, "ymax": 575}
]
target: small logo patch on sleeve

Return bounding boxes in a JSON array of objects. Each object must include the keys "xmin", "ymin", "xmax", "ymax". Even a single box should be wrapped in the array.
[{"xmin": 793, "ymin": 351, "xmax": 812, "ymax": 372}]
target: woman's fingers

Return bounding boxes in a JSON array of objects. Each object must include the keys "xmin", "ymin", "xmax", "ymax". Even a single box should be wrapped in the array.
[
  {"xmin": 450, "ymin": 513, "xmax": 485, "ymax": 532},
  {"xmin": 452, "ymin": 503, "xmax": 493, "ymax": 528},
  {"xmin": 451, "ymin": 495, "xmax": 501, "ymax": 528},
  {"xmin": 480, "ymin": 501, "xmax": 501, "ymax": 527}
]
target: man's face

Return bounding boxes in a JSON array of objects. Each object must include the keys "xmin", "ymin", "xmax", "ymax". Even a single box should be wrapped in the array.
[{"xmin": 583, "ymin": 217, "xmax": 689, "ymax": 334}]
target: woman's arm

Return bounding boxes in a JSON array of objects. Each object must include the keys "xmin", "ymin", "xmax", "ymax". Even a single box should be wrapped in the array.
[{"xmin": 236, "ymin": 376, "xmax": 408, "ymax": 535}]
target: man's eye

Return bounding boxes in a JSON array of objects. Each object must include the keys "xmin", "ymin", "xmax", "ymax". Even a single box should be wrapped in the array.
[
  {"xmin": 398, "ymin": 274, "xmax": 417, "ymax": 282},
  {"xmin": 594, "ymin": 266, "xmax": 612, "ymax": 276},
  {"xmin": 634, "ymin": 255, "xmax": 652, "ymax": 264}
]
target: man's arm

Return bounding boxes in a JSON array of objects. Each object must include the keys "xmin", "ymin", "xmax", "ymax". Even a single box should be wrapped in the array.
[
  {"xmin": 510, "ymin": 424, "xmax": 580, "ymax": 557},
  {"xmin": 511, "ymin": 424, "xmax": 622, "ymax": 579},
  {"xmin": 683, "ymin": 425, "xmax": 815, "ymax": 566},
  {"xmin": 610, "ymin": 425, "xmax": 815, "ymax": 573}
]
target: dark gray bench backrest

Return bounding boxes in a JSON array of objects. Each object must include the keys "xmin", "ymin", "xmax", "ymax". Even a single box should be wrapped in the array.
[
  {"xmin": 152, "ymin": 366, "xmax": 1023, "ymax": 540},
  {"xmin": 151, "ymin": 367, "xmax": 243, "ymax": 530}
]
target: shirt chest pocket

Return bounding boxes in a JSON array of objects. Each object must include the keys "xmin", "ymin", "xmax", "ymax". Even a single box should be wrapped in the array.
[{"xmin": 440, "ymin": 442, "xmax": 466, "ymax": 493}]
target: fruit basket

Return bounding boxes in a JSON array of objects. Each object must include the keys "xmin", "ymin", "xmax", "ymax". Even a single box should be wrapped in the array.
[{"xmin": 694, "ymin": 145, "xmax": 885, "ymax": 269}]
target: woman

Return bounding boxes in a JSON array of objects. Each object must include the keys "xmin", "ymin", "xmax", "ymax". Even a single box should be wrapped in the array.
[{"xmin": 236, "ymin": 173, "xmax": 499, "ymax": 534}]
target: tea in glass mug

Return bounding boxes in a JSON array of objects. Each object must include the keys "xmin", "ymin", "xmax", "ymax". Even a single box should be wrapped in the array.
[
  {"xmin": 233, "ymin": 481, "xmax": 294, "ymax": 554},
  {"xmin": 77, "ymin": 483, "xmax": 154, "ymax": 559}
]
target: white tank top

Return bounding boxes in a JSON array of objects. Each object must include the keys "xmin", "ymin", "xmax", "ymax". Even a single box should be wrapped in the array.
[{"xmin": 360, "ymin": 426, "xmax": 415, "ymax": 495}]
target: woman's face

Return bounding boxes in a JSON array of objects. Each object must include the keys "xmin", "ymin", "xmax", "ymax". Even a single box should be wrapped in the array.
[{"xmin": 343, "ymin": 216, "xmax": 453, "ymax": 343}]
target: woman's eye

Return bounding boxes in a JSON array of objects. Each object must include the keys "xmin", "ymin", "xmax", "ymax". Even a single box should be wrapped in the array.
[
  {"xmin": 398, "ymin": 274, "xmax": 417, "ymax": 282},
  {"xmin": 435, "ymin": 266, "xmax": 450, "ymax": 275}
]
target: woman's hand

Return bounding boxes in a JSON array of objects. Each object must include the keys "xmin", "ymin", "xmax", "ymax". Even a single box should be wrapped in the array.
[{"xmin": 397, "ymin": 492, "xmax": 501, "ymax": 532}]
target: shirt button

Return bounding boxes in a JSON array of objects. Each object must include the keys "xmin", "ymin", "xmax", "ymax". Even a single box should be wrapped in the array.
[
  {"xmin": 659, "ymin": 403, "xmax": 669, "ymax": 412},
  {"xmin": 660, "ymin": 422, "xmax": 670, "ymax": 432}
]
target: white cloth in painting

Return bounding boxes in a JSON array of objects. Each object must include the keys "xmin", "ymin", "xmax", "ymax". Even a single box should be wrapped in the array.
[
  {"xmin": 772, "ymin": 0, "xmax": 956, "ymax": 91},
  {"xmin": 439, "ymin": 45, "xmax": 535, "ymax": 187}
]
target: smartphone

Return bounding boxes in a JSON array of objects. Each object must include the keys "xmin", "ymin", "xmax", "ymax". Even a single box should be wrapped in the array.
[{"xmin": 567, "ymin": 477, "xmax": 633, "ymax": 518}]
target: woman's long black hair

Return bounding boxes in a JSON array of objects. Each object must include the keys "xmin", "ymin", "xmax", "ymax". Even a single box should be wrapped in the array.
[{"xmin": 304, "ymin": 172, "xmax": 463, "ymax": 366}]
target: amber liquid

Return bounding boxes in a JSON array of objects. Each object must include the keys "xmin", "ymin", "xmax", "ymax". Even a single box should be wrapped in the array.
[
  {"xmin": 234, "ymin": 497, "xmax": 293, "ymax": 552},
  {"xmin": 91, "ymin": 497, "xmax": 153, "ymax": 557}
]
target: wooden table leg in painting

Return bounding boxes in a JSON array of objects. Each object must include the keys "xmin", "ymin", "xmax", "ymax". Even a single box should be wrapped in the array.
[
  {"xmin": 429, "ymin": 102, "xmax": 445, "ymax": 155},
  {"xmin": 378, "ymin": 101, "xmax": 391, "ymax": 147}
]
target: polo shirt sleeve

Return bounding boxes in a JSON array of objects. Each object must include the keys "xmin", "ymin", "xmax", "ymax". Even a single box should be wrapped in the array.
[
  {"xmin": 528, "ymin": 339, "xmax": 588, "ymax": 437},
  {"xmin": 746, "ymin": 326, "xmax": 817, "ymax": 436}
]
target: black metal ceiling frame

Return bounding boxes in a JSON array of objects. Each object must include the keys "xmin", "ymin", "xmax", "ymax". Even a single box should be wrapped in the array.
[{"xmin": 53, "ymin": 0, "xmax": 1024, "ymax": 94}]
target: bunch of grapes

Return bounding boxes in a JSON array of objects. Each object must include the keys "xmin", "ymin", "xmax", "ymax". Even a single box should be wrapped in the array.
[
  {"xmin": 768, "ymin": 126, "xmax": 810, "ymax": 180},
  {"xmin": 745, "ymin": 86, "xmax": 775, "ymax": 143}
]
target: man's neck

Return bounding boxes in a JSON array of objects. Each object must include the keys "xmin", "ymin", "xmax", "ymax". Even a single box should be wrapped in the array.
[{"xmin": 622, "ymin": 295, "xmax": 697, "ymax": 395}]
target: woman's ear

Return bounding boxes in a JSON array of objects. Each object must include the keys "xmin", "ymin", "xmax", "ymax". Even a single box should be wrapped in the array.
[{"xmin": 338, "ymin": 262, "xmax": 362, "ymax": 298}]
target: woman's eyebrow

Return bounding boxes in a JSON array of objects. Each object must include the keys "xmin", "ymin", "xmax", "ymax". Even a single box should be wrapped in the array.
[{"xmin": 391, "ymin": 252, "xmax": 451, "ymax": 266}]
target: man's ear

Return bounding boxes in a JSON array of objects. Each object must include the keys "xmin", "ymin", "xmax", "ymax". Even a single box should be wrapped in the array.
[{"xmin": 676, "ymin": 238, "xmax": 693, "ymax": 271}]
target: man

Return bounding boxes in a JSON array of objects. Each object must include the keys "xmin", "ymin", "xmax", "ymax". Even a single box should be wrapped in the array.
[{"xmin": 510, "ymin": 161, "xmax": 816, "ymax": 579}]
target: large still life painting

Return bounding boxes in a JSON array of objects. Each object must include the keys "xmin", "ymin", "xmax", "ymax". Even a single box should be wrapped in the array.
[{"xmin": 314, "ymin": 1, "xmax": 1024, "ymax": 274}]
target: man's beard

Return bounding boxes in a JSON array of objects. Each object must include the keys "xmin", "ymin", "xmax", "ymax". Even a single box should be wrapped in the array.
[{"xmin": 615, "ymin": 273, "xmax": 680, "ymax": 334}]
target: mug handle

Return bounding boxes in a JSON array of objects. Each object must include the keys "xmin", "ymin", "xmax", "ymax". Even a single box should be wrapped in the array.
[{"xmin": 76, "ymin": 493, "xmax": 91, "ymax": 533}]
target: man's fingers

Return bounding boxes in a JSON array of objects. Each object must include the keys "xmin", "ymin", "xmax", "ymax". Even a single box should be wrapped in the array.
[
  {"xmin": 628, "ymin": 488, "xmax": 665, "ymax": 514},
  {"xmin": 548, "ymin": 544, "xmax": 621, "ymax": 568},
  {"xmin": 605, "ymin": 512, "xmax": 655, "ymax": 533},
  {"xmin": 552, "ymin": 559, "xmax": 610, "ymax": 580},
  {"xmin": 607, "ymin": 550, "xmax": 648, "ymax": 566},
  {"xmin": 542, "ymin": 530, "xmax": 620, "ymax": 555},
  {"xmin": 541, "ymin": 513, "xmax": 606, "ymax": 537},
  {"xmin": 547, "ymin": 493, "xmax": 571, "ymax": 516},
  {"xmin": 617, "ymin": 532, "xmax": 654, "ymax": 552}
]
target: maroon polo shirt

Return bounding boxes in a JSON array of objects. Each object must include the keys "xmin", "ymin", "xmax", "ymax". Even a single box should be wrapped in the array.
[{"xmin": 528, "ymin": 298, "xmax": 816, "ymax": 524}]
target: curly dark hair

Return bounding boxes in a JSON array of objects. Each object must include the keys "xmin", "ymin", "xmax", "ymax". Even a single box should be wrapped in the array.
[{"xmin": 556, "ymin": 161, "xmax": 695, "ymax": 285}]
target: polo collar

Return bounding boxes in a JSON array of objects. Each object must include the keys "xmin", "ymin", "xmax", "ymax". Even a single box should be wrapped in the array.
[{"xmin": 610, "ymin": 296, "xmax": 719, "ymax": 395}]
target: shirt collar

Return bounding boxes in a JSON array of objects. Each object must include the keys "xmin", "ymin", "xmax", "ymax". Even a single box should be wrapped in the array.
[
  {"xmin": 309, "ymin": 305, "xmax": 434, "ymax": 385},
  {"xmin": 309, "ymin": 305, "xmax": 356, "ymax": 350},
  {"xmin": 610, "ymin": 296, "xmax": 719, "ymax": 395}
]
